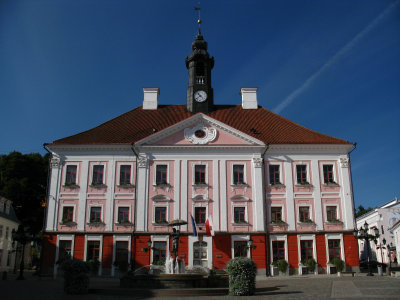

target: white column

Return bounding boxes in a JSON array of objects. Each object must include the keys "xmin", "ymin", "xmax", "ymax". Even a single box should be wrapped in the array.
[
  {"xmin": 213, "ymin": 159, "xmax": 220, "ymax": 231},
  {"xmin": 284, "ymin": 161, "xmax": 296, "ymax": 230},
  {"xmin": 77, "ymin": 160, "xmax": 89, "ymax": 231},
  {"xmin": 339, "ymin": 155, "xmax": 354, "ymax": 230},
  {"xmin": 252, "ymin": 157, "xmax": 265, "ymax": 231},
  {"xmin": 311, "ymin": 159, "xmax": 323, "ymax": 230},
  {"xmin": 106, "ymin": 159, "xmax": 115, "ymax": 231},
  {"xmin": 136, "ymin": 155, "xmax": 149, "ymax": 232},
  {"xmin": 181, "ymin": 160, "xmax": 188, "ymax": 231},
  {"xmin": 46, "ymin": 156, "xmax": 61, "ymax": 231},
  {"xmin": 174, "ymin": 160, "xmax": 181, "ymax": 219},
  {"xmin": 220, "ymin": 160, "xmax": 227, "ymax": 231}
]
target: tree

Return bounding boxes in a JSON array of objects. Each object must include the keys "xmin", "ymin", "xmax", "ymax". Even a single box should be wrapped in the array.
[
  {"xmin": 355, "ymin": 205, "xmax": 373, "ymax": 219},
  {"xmin": 0, "ymin": 151, "xmax": 49, "ymax": 234}
]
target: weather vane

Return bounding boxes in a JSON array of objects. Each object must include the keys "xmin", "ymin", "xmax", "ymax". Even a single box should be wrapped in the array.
[{"xmin": 194, "ymin": 2, "xmax": 201, "ymax": 33}]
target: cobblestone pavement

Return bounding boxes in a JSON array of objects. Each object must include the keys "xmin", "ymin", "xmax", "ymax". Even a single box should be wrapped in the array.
[{"xmin": 1, "ymin": 271, "xmax": 399, "ymax": 300}]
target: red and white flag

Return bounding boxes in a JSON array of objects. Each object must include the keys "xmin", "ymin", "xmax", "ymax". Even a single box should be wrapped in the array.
[{"xmin": 205, "ymin": 215, "xmax": 215, "ymax": 236}]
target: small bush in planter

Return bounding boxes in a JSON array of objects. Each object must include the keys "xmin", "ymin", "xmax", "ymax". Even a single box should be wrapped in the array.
[
  {"xmin": 226, "ymin": 257, "xmax": 257, "ymax": 296},
  {"xmin": 329, "ymin": 258, "xmax": 345, "ymax": 272},
  {"xmin": 87, "ymin": 259, "xmax": 100, "ymax": 275},
  {"xmin": 301, "ymin": 258, "xmax": 317, "ymax": 272},
  {"xmin": 273, "ymin": 259, "xmax": 288, "ymax": 273},
  {"xmin": 60, "ymin": 259, "xmax": 89, "ymax": 294}
]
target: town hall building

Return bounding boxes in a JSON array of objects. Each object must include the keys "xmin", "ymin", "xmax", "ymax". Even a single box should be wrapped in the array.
[{"xmin": 42, "ymin": 26, "xmax": 359, "ymax": 276}]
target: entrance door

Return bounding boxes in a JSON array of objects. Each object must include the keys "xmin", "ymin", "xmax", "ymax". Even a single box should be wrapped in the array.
[{"xmin": 193, "ymin": 241, "xmax": 208, "ymax": 267}]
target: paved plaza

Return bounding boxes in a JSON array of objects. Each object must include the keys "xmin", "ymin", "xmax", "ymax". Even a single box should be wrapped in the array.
[{"xmin": 1, "ymin": 271, "xmax": 399, "ymax": 299}]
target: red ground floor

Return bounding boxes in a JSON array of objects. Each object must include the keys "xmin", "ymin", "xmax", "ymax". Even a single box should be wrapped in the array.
[{"xmin": 41, "ymin": 232, "xmax": 359, "ymax": 276}]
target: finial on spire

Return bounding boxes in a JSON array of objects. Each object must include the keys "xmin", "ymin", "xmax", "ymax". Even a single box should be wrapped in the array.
[{"xmin": 194, "ymin": 2, "xmax": 201, "ymax": 34}]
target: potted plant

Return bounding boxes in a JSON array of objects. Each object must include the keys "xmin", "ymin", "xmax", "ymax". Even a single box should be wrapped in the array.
[
  {"xmin": 301, "ymin": 258, "xmax": 317, "ymax": 274},
  {"xmin": 87, "ymin": 259, "xmax": 100, "ymax": 276},
  {"xmin": 329, "ymin": 257, "xmax": 345, "ymax": 276},
  {"xmin": 272, "ymin": 259, "xmax": 289, "ymax": 275}
]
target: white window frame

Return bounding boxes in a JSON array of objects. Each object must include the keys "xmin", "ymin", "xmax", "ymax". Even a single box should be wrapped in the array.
[
  {"xmin": 192, "ymin": 202, "xmax": 208, "ymax": 225},
  {"xmin": 323, "ymin": 203, "xmax": 341, "ymax": 223},
  {"xmin": 63, "ymin": 162, "xmax": 80, "ymax": 185},
  {"xmin": 231, "ymin": 235, "xmax": 251, "ymax": 258},
  {"xmin": 296, "ymin": 204, "xmax": 313, "ymax": 223},
  {"xmin": 88, "ymin": 203, "xmax": 104, "ymax": 223},
  {"xmin": 293, "ymin": 162, "xmax": 311, "ymax": 185},
  {"xmin": 153, "ymin": 204, "xmax": 169, "ymax": 224},
  {"xmin": 150, "ymin": 235, "xmax": 170, "ymax": 263},
  {"xmin": 115, "ymin": 204, "xmax": 132, "ymax": 224},
  {"xmin": 270, "ymin": 234, "xmax": 288, "ymax": 276},
  {"xmin": 153, "ymin": 162, "xmax": 169, "ymax": 185},
  {"xmin": 90, "ymin": 162, "xmax": 107, "ymax": 185},
  {"xmin": 270, "ymin": 204, "xmax": 285, "ymax": 223},
  {"xmin": 188, "ymin": 235, "xmax": 213, "ymax": 269},
  {"xmin": 112, "ymin": 234, "xmax": 131, "ymax": 276},
  {"xmin": 54, "ymin": 234, "xmax": 75, "ymax": 276},
  {"xmin": 320, "ymin": 162, "xmax": 338, "ymax": 184},
  {"xmin": 84, "ymin": 235, "xmax": 103, "ymax": 276},
  {"xmin": 59, "ymin": 203, "xmax": 77, "ymax": 223},
  {"xmin": 231, "ymin": 199, "xmax": 249, "ymax": 225},
  {"xmin": 231, "ymin": 163, "xmax": 247, "ymax": 185},
  {"xmin": 117, "ymin": 163, "xmax": 134, "ymax": 186},
  {"xmin": 325, "ymin": 233, "xmax": 345, "ymax": 274},
  {"xmin": 297, "ymin": 234, "xmax": 317, "ymax": 274},
  {"xmin": 192, "ymin": 161, "xmax": 209, "ymax": 185},
  {"xmin": 267, "ymin": 162, "xmax": 284, "ymax": 185}
]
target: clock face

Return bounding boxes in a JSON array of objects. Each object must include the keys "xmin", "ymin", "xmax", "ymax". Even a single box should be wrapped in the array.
[{"xmin": 194, "ymin": 90, "xmax": 207, "ymax": 102}]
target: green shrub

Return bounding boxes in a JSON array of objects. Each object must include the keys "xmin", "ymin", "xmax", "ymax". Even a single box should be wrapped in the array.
[
  {"xmin": 226, "ymin": 257, "xmax": 257, "ymax": 296},
  {"xmin": 301, "ymin": 258, "xmax": 317, "ymax": 272},
  {"xmin": 329, "ymin": 257, "xmax": 345, "ymax": 272},
  {"xmin": 61, "ymin": 259, "xmax": 89, "ymax": 294},
  {"xmin": 87, "ymin": 259, "xmax": 100, "ymax": 275},
  {"xmin": 152, "ymin": 260, "xmax": 165, "ymax": 266},
  {"xmin": 272, "ymin": 259, "xmax": 288, "ymax": 273},
  {"xmin": 114, "ymin": 260, "xmax": 129, "ymax": 273}
]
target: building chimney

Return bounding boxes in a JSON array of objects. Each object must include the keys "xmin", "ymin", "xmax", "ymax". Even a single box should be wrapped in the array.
[
  {"xmin": 142, "ymin": 87, "xmax": 159, "ymax": 110},
  {"xmin": 241, "ymin": 87, "xmax": 258, "ymax": 109}
]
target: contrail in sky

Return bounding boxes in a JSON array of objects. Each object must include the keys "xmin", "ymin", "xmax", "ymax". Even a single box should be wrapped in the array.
[{"xmin": 273, "ymin": 0, "xmax": 399, "ymax": 114}]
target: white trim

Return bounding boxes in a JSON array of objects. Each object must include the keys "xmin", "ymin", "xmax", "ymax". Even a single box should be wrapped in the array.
[
  {"xmin": 115, "ymin": 204, "xmax": 132, "ymax": 223},
  {"xmin": 181, "ymin": 160, "xmax": 188, "ymax": 231},
  {"xmin": 320, "ymin": 162, "xmax": 338, "ymax": 185},
  {"xmin": 297, "ymin": 234, "xmax": 317, "ymax": 275},
  {"xmin": 323, "ymin": 203, "xmax": 341, "ymax": 223},
  {"xmin": 84, "ymin": 234, "xmax": 104, "ymax": 276},
  {"xmin": 174, "ymin": 160, "xmax": 181, "ymax": 220},
  {"xmin": 88, "ymin": 203, "xmax": 105, "ymax": 223},
  {"xmin": 59, "ymin": 203, "xmax": 77, "ymax": 223},
  {"xmin": 62, "ymin": 162, "xmax": 80, "ymax": 186},
  {"xmin": 152, "ymin": 204, "xmax": 169, "ymax": 224},
  {"xmin": 192, "ymin": 202, "xmax": 208, "ymax": 225},
  {"xmin": 213, "ymin": 159, "xmax": 220, "ymax": 231},
  {"xmin": 325, "ymin": 233, "xmax": 345, "ymax": 274},
  {"xmin": 270, "ymin": 204, "xmax": 285, "ymax": 223},
  {"xmin": 191, "ymin": 161, "xmax": 209, "ymax": 185},
  {"xmin": 231, "ymin": 203, "xmax": 249, "ymax": 225},
  {"xmin": 267, "ymin": 161, "xmax": 284, "ymax": 185},
  {"xmin": 269, "ymin": 234, "xmax": 288, "ymax": 276},
  {"xmin": 296, "ymin": 204, "xmax": 313, "ymax": 223},
  {"xmin": 151, "ymin": 235, "xmax": 170, "ymax": 263},
  {"xmin": 153, "ymin": 162, "xmax": 170, "ymax": 185},
  {"xmin": 220, "ymin": 160, "xmax": 227, "ymax": 231},
  {"xmin": 54, "ymin": 234, "xmax": 75, "ymax": 277},
  {"xmin": 230, "ymin": 162, "xmax": 247, "ymax": 185},
  {"xmin": 111, "ymin": 234, "xmax": 131, "ymax": 276},
  {"xmin": 89, "ymin": 162, "xmax": 107, "ymax": 185},
  {"xmin": 116, "ymin": 162, "xmax": 134, "ymax": 185},
  {"xmin": 231, "ymin": 235, "xmax": 251, "ymax": 259},
  {"xmin": 188, "ymin": 235, "xmax": 213, "ymax": 269},
  {"xmin": 293, "ymin": 161, "xmax": 311, "ymax": 185}
]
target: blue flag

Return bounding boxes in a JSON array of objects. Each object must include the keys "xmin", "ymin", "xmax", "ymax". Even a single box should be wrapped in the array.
[{"xmin": 190, "ymin": 214, "xmax": 198, "ymax": 237}]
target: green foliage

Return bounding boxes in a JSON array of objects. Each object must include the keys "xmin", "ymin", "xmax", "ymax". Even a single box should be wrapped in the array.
[
  {"xmin": 355, "ymin": 205, "xmax": 373, "ymax": 218},
  {"xmin": 152, "ymin": 260, "xmax": 165, "ymax": 266},
  {"xmin": 329, "ymin": 257, "xmax": 345, "ymax": 272},
  {"xmin": 114, "ymin": 260, "xmax": 129, "ymax": 273},
  {"xmin": 272, "ymin": 259, "xmax": 288, "ymax": 273},
  {"xmin": 61, "ymin": 259, "xmax": 89, "ymax": 294},
  {"xmin": 301, "ymin": 258, "xmax": 317, "ymax": 272},
  {"xmin": 87, "ymin": 259, "xmax": 100, "ymax": 275},
  {"xmin": 226, "ymin": 257, "xmax": 257, "ymax": 296},
  {"xmin": 0, "ymin": 152, "xmax": 49, "ymax": 234}
]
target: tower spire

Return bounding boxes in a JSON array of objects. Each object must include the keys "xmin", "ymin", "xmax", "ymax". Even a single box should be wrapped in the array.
[{"xmin": 195, "ymin": 3, "xmax": 201, "ymax": 35}]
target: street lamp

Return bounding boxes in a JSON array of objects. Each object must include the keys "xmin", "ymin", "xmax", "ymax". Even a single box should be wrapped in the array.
[
  {"xmin": 247, "ymin": 239, "xmax": 253, "ymax": 259},
  {"xmin": 11, "ymin": 225, "xmax": 31, "ymax": 280},
  {"xmin": 387, "ymin": 242, "xmax": 393, "ymax": 276},
  {"xmin": 353, "ymin": 221, "xmax": 379, "ymax": 276},
  {"xmin": 147, "ymin": 240, "xmax": 152, "ymax": 265}
]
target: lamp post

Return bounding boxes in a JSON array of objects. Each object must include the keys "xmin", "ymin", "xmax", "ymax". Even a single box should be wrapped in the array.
[
  {"xmin": 374, "ymin": 237, "xmax": 386, "ymax": 276},
  {"xmin": 353, "ymin": 221, "xmax": 379, "ymax": 276},
  {"xmin": 147, "ymin": 240, "xmax": 152, "ymax": 265},
  {"xmin": 247, "ymin": 239, "xmax": 253, "ymax": 259},
  {"xmin": 387, "ymin": 242, "xmax": 393, "ymax": 276},
  {"xmin": 11, "ymin": 225, "xmax": 31, "ymax": 280}
]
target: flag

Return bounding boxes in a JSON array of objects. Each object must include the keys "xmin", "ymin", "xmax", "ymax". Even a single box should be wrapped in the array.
[
  {"xmin": 205, "ymin": 215, "xmax": 215, "ymax": 236},
  {"xmin": 190, "ymin": 214, "xmax": 198, "ymax": 237}
]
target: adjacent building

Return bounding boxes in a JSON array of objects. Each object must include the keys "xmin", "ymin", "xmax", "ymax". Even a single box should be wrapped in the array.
[
  {"xmin": 0, "ymin": 196, "xmax": 19, "ymax": 272},
  {"xmin": 42, "ymin": 28, "xmax": 359, "ymax": 276}
]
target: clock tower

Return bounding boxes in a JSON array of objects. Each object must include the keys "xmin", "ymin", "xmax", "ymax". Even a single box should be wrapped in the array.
[{"xmin": 186, "ymin": 27, "xmax": 214, "ymax": 114}]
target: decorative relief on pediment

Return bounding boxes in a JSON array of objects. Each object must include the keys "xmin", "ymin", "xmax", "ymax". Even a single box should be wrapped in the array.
[
  {"xmin": 340, "ymin": 158, "xmax": 349, "ymax": 168},
  {"xmin": 138, "ymin": 155, "xmax": 148, "ymax": 168},
  {"xmin": 184, "ymin": 123, "xmax": 217, "ymax": 145},
  {"xmin": 252, "ymin": 157, "xmax": 263, "ymax": 168}
]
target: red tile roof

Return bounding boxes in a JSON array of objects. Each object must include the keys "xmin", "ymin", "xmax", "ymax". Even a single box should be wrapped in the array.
[{"xmin": 51, "ymin": 105, "xmax": 351, "ymax": 145}]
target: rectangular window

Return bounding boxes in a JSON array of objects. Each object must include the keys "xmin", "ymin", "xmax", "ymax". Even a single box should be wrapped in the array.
[
  {"xmin": 272, "ymin": 241, "xmax": 285, "ymax": 262},
  {"xmin": 328, "ymin": 239, "xmax": 341, "ymax": 260},
  {"xmin": 326, "ymin": 206, "xmax": 337, "ymax": 222},
  {"xmin": 234, "ymin": 241, "xmax": 248, "ymax": 257},
  {"xmin": 300, "ymin": 240, "xmax": 313, "ymax": 261},
  {"xmin": 92, "ymin": 165, "xmax": 104, "ymax": 184},
  {"xmin": 155, "ymin": 207, "xmax": 167, "ymax": 223},
  {"xmin": 87, "ymin": 241, "xmax": 100, "ymax": 261},
  {"xmin": 233, "ymin": 165, "xmax": 244, "ymax": 184},
  {"xmin": 65, "ymin": 165, "xmax": 77, "ymax": 185},
  {"xmin": 153, "ymin": 241, "xmax": 166, "ymax": 263},
  {"xmin": 323, "ymin": 165, "xmax": 334, "ymax": 183},
  {"xmin": 115, "ymin": 241, "xmax": 129, "ymax": 264},
  {"xmin": 119, "ymin": 165, "xmax": 131, "ymax": 185},
  {"xmin": 299, "ymin": 206, "xmax": 310, "ymax": 222},
  {"xmin": 269, "ymin": 165, "xmax": 280, "ymax": 184},
  {"xmin": 195, "ymin": 207, "xmax": 206, "ymax": 224},
  {"xmin": 271, "ymin": 207, "xmax": 282, "ymax": 222},
  {"xmin": 296, "ymin": 165, "xmax": 308, "ymax": 184},
  {"xmin": 90, "ymin": 207, "xmax": 102, "ymax": 222},
  {"xmin": 59, "ymin": 240, "xmax": 72, "ymax": 262},
  {"xmin": 118, "ymin": 207, "xmax": 130, "ymax": 223},
  {"xmin": 194, "ymin": 165, "xmax": 206, "ymax": 184},
  {"xmin": 62, "ymin": 206, "xmax": 74, "ymax": 223},
  {"xmin": 234, "ymin": 207, "xmax": 246, "ymax": 223},
  {"xmin": 156, "ymin": 165, "xmax": 168, "ymax": 185}
]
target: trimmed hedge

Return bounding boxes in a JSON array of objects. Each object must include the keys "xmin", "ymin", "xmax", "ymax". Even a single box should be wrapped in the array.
[
  {"xmin": 61, "ymin": 259, "xmax": 89, "ymax": 294},
  {"xmin": 226, "ymin": 257, "xmax": 257, "ymax": 296}
]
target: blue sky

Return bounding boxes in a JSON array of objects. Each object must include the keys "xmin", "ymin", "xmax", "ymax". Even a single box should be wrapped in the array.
[{"xmin": 1, "ymin": 0, "xmax": 399, "ymax": 209}]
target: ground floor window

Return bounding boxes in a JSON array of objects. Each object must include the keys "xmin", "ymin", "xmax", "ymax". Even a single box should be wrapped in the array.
[
  {"xmin": 87, "ymin": 241, "xmax": 100, "ymax": 261},
  {"xmin": 300, "ymin": 240, "xmax": 313, "ymax": 261},
  {"xmin": 115, "ymin": 241, "xmax": 129, "ymax": 264},
  {"xmin": 152, "ymin": 241, "xmax": 166, "ymax": 264},
  {"xmin": 234, "ymin": 241, "xmax": 248, "ymax": 257},
  {"xmin": 193, "ymin": 241, "xmax": 208, "ymax": 267},
  {"xmin": 272, "ymin": 241, "xmax": 285, "ymax": 262},
  {"xmin": 59, "ymin": 240, "xmax": 72, "ymax": 262},
  {"xmin": 328, "ymin": 239, "xmax": 341, "ymax": 260}
]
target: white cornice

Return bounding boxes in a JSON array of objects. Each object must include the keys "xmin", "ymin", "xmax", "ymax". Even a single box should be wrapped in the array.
[
  {"xmin": 47, "ymin": 144, "xmax": 133, "ymax": 153},
  {"xmin": 137, "ymin": 145, "xmax": 266, "ymax": 152},
  {"xmin": 267, "ymin": 144, "xmax": 353, "ymax": 153}
]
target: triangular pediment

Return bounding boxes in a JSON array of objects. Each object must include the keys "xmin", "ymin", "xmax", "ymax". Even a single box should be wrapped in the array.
[{"xmin": 135, "ymin": 113, "xmax": 265, "ymax": 147}]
